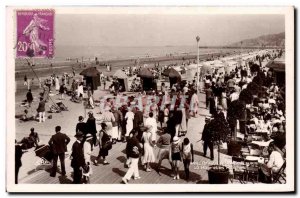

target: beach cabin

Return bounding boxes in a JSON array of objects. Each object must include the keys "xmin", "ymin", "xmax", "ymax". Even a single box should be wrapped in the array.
[
  {"xmin": 266, "ymin": 55, "xmax": 285, "ymax": 86},
  {"xmin": 79, "ymin": 67, "xmax": 101, "ymax": 91},
  {"xmin": 113, "ymin": 69, "xmax": 129, "ymax": 92},
  {"xmin": 137, "ymin": 68, "xmax": 155, "ymax": 91},
  {"xmin": 162, "ymin": 68, "xmax": 182, "ymax": 88}
]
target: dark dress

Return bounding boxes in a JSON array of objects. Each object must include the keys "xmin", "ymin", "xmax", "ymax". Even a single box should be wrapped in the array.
[
  {"xmin": 209, "ymin": 97, "xmax": 216, "ymax": 115},
  {"xmin": 133, "ymin": 110, "xmax": 143, "ymax": 129},
  {"xmin": 86, "ymin": 117, "xmax": 97, "ymax": 145},
  {"xmin": 99, "ymin": 130, "xmax": 111, "ymax": 157},
  {"xmin": 76, "ymin": 122, "xmax": 86, "ymax": 135},
  {"xmin": 173, "ymin": 110, "xmax": 183, "ymax": 125},
  {"xmin": 36, "ymin": 101, "xmax": 46, "ymax": 113},
  {"xmin": 26, "ymin": 91, "xmax": 33, "ymax": 103},
  {"xmin": 167, "ymin": 113, "xmax": 177, "ymax": 140},
  {"xmin": 71, "ymin": 141, "xmax": 85, "ymax": 184}
]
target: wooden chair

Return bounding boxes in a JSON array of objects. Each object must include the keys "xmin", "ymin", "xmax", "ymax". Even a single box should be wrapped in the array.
[
  {"xmin": 272, "ymin": 161, "xmax": 286, "ymax": 184},
  {"xmin": 231, "ymin": 156, "xmax": 247, "ymax": 184},
  {"xmin": 245, "ymin": 158, "xmax": 259, "ymax": 183}
]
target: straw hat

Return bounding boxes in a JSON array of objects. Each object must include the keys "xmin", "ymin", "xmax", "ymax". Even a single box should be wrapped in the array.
[
  {"xmin": 85, "ymin": 134, "xmax": 93, "ymax": 141},
  {"xmin": 173, "ymin": 136, "xmax": 180, "ymax": 144}
]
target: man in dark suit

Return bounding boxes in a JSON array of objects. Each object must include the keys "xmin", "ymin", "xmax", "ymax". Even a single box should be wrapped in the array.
[
  {"xmin": 201, "ymin": 117, "xmax": 214, "ymax": 160},
  {"xmin": 133, "ymin": 107, "xmax": 143, "ymax": 129},
  {"xmin": 71, "ymin": 131, "xmax": 85, "ymax": 184},
  {"xmin": 49, "ymin": 126, "xmax": 70, "ymax": 177},
  {"xmin": 205, "ymin": 86, "xmax": 213, "ymax": 109}
]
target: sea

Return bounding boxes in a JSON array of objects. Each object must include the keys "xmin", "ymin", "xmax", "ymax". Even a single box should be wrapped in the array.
[
  {"xmin": 16, "ymin": 45, "xmax": 242, "ymax": 64},
  {"xmin": 54, "ymin": 45, "xmax": 229, "ymax": 61}
]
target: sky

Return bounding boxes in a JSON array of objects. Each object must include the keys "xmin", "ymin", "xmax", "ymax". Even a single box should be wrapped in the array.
[{"xmin": 55, "ymin": 14, "xmax": 285, "ymax": 47}]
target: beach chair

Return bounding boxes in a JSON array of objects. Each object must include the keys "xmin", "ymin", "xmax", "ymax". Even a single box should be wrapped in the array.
[
  {"xmin": 245, "ymin": 158, "xmax": 259, "ymax": 183},
  {"xmin": 34, "ymin": 145, "xmax": 53, "ymax": 170},
  {"xmin": 50, "ymin": 104, "xmax": 61, "ymax": 113},
  {"xmin": 231, "ymin": 156, "xmax": 247, "ymax": 184},
  {"xmin": 272, "ymin": 161, "xmax": 286, "ymax": 184},
  {"xmin": 56, "ymin": 102, "xmax": 68, "ymax": 111}
]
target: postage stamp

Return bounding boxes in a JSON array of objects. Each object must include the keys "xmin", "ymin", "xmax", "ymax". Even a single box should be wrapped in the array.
[{"xmin": 16, "ymin": 9, "xmax": 54, "ymax": 58}]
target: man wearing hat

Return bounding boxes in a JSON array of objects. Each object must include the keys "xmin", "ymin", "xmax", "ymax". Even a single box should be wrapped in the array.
[
  {"xmin": 214, "ymin": 105, "xmax": 225, "ymax": 120},
  {"xmin": 71, "ymin": 131, "xmax": 85, "ymax": 184},
  {"xmin": 111, "ymin": 106, "xmax": 123, "ymax": 143},
  {"xmin": 133, "ymin": 106, "xmax": 144, "ymax": 130},
  {"xmin": 48, "ymin": 126, "xmax": 70, "ymax": 177},
  {"xmin": 201, "ymin": 117, "xmax": 214, "ymax": 160}
]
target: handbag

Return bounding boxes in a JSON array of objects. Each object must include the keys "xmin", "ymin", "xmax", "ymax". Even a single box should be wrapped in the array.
[{"xmin": 103, "ymin": 140, "xmax": 112, "ymax": 150}]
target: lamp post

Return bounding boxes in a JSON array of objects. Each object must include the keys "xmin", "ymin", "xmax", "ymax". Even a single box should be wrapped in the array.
[{"xmin": 196, "ymin": 36, "xmax": 200, "ymax": 94}]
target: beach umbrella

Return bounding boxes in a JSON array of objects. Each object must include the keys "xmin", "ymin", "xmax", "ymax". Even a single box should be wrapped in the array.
[
  {"xmin": 80, "ymin": 67, "xmax": 100, "ymax": 77},
  {"xmin": 162, "ymin": 68, "xmax": 171, "ymax": 76},
  {"xmin": 162, "ymin": 68, "xmax": 181, "ymax": 78},
  {"xmin": 137, "ymin": 68, "xmax": 154, "ymax": 78}
]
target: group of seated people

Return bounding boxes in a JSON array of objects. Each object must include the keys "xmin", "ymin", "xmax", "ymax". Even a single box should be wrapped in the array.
[
  {"xmin": 17, "ymin": 128, "xmax": 40, "ymax": 150},
  {"xmin": 203, "ymin": 50, "xmax": 286, "ymax": 183}
]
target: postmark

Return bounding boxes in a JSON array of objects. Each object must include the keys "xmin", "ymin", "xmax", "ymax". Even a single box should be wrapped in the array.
[{"xmin": 16, "ymin": 9, "xmax": 54, "ymax": 58}]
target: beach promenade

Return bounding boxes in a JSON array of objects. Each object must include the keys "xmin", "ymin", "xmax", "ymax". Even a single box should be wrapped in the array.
[
  {"xmin": 15, "ymin": 51, "xmax": 269, "ymax": 184},
  {"xmin": 17, "ymin": 83, "xmax": 233, "ymax": 184}
]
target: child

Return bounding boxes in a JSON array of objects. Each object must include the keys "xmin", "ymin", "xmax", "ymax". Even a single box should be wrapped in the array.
[
  {"xmin": 181, "ymin": 138, "xmax": 194, "ymax": 181},
  {"xmin": 169, "ymin": 136, "xmax": 181, "ymax": 180}
]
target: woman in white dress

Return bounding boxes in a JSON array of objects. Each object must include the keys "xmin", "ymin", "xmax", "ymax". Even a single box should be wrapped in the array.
[
  {"xmin": 190, "ymin": 90, "xmax": 199, "ymax": 117},
  {"xmin": 163, "ymin": 104, "xmax": 170, "ymax": 127},
  {"xmin": 125, "ymin": 109, "xmax": 135, "ymax": 140},
  {"xmin": 142, "ymin": 126, "xmax": 156, "ymax": 172},
  {"xmin": 55, "ymin": 76, "xmax": 60, "ymax": 92},
  {"xmin": 77, "ymin": 82, "xmax": 84, "ymax": 98},
  {"xmin": 144, "ymin": 112, "xmax": 157, "ymax": 143}
]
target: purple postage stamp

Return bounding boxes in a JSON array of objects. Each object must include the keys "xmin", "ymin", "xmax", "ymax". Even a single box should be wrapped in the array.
[{"xmin": 16, "ymin": 9, "xmax": 54, "ymax": 58}]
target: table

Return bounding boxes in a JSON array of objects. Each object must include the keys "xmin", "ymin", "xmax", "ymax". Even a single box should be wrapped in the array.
[
  {"xmin": 255, "ymin": 129, "xmax": 270, "ymax": 134},
  {"xmin": 251, "ymin": 139, "xmax": 273, "ymax": 147},
  {"xmin": 245, "ymin": 156, "xmax": 265, "ymax": 164}
]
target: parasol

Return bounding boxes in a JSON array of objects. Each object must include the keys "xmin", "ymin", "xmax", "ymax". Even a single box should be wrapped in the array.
[
  {"xmin": 162, "ymin": 67, "xmax": 181, "ymax": 78},
  {"xmin": 137, "ymin": 68, "xmax": 154, "ymax": 78},
  {"xmin": 80, "ymin": 67, "xmax": 100, "ymax": 77}
]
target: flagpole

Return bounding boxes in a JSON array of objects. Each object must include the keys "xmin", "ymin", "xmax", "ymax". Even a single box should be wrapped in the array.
[{"xmin": 196, "ymin": 36, "xmax": 200, "ymax": 95}]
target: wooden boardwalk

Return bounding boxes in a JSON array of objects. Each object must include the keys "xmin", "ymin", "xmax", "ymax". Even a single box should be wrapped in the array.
[
  {"xmin": 19, "ymin": 115, "xmax": 214, "ymax": 184},
  {"xmin": 17, "ymin": 81, "xmax": 242, "ymax": 185},
  {"xmin": 19, "ymin": 90, "xmax": 231, "ymax": 184}
]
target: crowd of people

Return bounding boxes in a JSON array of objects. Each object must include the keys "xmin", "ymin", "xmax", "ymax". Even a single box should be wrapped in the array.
[
  {"xmin": 15, "ymin": 49, "xmax": 286, "ymax": 184},
  {"xmin": 202, "ymin": 49, "xmax": 286, "ymax": 183}
]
